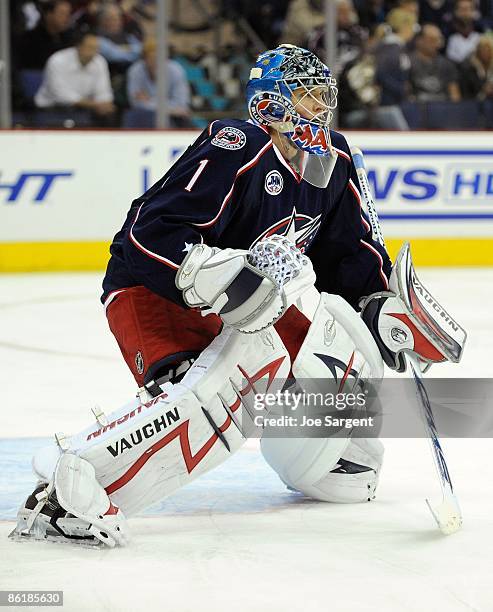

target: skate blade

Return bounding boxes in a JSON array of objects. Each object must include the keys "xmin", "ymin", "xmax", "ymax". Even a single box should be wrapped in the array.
[{"xmin": 8, "ymin": 527, "xmax": 103, "ymax": 549}]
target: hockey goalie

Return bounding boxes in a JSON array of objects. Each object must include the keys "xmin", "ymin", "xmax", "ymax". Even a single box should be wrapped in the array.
[{"xmin": 10, "ymin": 45, "xmax": 466, "ymax": 547}]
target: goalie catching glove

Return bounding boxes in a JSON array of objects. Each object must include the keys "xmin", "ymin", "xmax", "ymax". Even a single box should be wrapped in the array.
[
  {"xmin": 176, "ymin": 236, "xmax": 316, "ymax": 333},
  {"xmin": 361, "ymin": 243, "xmax": 467, "ymax": 372}
]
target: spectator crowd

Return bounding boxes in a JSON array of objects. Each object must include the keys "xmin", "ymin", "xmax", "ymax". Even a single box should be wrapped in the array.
[
  {"xmin": 8, "ymin": 0, "xmax": 493, "ymax": 129},
  {"xmin": 10, "ymin": 0, "xmax": 192, "ymax": 127}
]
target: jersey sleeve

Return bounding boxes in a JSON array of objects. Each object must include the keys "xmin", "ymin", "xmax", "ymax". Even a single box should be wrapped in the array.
[
  {"xmin": 121, "ymin": 121, "xmax": 269, "ymax": 304},
  {"xmin": 308, "ymin": 139, "xmax": 392, "ymax": 309}
]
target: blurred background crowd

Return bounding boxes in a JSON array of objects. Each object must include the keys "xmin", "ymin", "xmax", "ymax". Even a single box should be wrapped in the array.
[{"xmin": 6, "ymin": 0, "xmax": 493, "ymax": 129}]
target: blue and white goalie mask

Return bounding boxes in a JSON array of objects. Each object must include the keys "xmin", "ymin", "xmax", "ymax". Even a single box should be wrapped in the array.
[{"xmin": 246, "ymin": 44, "xmax": 338, "ymax": 188}]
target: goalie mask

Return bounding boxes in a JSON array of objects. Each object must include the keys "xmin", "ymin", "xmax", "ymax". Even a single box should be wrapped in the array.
[{"xmin": 246, "ymin": 44, "xmax": 338, "ymax": 188}]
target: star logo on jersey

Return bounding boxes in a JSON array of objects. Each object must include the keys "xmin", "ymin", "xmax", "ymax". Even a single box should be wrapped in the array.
[
  {"xmin": 182, "ymin": 242, "xmax": 195, "ymax": 253},
  {"xmin": 251, "ymin": 207, "xmax": 322, "ymax": 253}
]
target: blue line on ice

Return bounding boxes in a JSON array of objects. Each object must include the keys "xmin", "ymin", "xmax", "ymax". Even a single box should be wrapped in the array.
[{"xmin": 0, "ymin": 438, "xmax": 305, "ymax": 520}]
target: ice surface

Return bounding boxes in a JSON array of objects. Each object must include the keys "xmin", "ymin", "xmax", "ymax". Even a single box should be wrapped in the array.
[{"xmin": 1, "ymin": 271, "xmax": 492, "ymax": 611}]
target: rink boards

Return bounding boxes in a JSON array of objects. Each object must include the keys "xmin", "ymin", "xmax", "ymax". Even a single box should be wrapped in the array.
[{"xmin": 1, "ymin": 129, "xmax": 492, "ymax": 270}]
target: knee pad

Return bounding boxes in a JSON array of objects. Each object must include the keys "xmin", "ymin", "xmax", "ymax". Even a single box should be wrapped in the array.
[{"xmin": 261, "ymin": 437, "xmax": 384, "ymax": 503}]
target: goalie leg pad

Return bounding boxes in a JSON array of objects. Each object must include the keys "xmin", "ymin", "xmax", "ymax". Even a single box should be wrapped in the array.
[
  {"xmin": 10, "ymin": 454, "xmax": 130, "ymax": 547},
  {"xmin": 261, "ymin": 437, "xmax": 384, "ymax": 503},
  {"xmin": 261, "ymin": 436, "xmax": 351, "ymax": 494},
  {"xmin": 307, "ymin": 438, "xmax": 384, "ymax": 503},
  {"xmin": 54, "ymin": 453, "xmax": 130, "ymax": 546},
  {"xmin": 292, "ymin": 292, "xmax": 384, "ymax": 383},
  {"xmin": 29, "ymin": 327, "xmax": 290, "ymax": 518},
  {"xmin": 261, "ymin": 292, "xmax": 384, "ymax": 503}
]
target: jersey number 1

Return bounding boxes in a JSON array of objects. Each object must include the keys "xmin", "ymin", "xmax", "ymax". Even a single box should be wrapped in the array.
[{"xmin": 185, "ymin": 159, "xmax": 209, "ymax": 192}]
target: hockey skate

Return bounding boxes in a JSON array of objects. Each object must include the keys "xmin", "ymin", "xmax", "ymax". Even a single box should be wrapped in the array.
[
  {"xmin": 9, "ymin": 454, "xmax": 130, "ymax": 548},
  {"xmin": 10, "ymin": 484, "xmax": 102, "ymax": 547}
]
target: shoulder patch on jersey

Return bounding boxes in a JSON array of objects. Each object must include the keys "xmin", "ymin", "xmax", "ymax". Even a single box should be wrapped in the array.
[
  {"xmin": 264, "ymin": 170, "xmax": 283, "ymax": 195},
  {"xmin": 211, "ymin": 126, "xmax": 246, "ymax": 150}
]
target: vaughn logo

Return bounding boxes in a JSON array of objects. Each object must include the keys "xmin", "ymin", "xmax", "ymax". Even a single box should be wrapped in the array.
[
  {"xmin": 411, "ymin": 274, "xmax": 459, "ymax": 333},
  {"xmin": 391, "ymin": 327, "xmax": 408, "ymax": 343},
  {"xmin": 86, "ymin": 392, "xmax": 169, "ymax": 441},
  {"xmin": 106, "ymin": 407, "xmax": 181, "ymax": 456},
  {"xmin": 409, "ymin": 269, "xmax": 465, "ymax": 363},
  {"xmin": 265, "ymin": 170, "xmax": 283, "ymax": 195}
]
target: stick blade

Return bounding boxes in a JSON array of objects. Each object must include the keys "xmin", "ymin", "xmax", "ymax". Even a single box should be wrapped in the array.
[{"xmin": 425, "ymin": 495, "xmax": 463, "ymax": 535}]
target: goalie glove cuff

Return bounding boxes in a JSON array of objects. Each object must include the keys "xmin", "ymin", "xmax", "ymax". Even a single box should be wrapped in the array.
[
  {"xmin": 176, "ymin": 244, "xmax": 285, "ymax": 333},
  {"xmin": 175, "ymin": 243, "xmax": 218, "ymax": 306},
  {"xmin": 361, "ymin": 291, "xmax": 408, "ymax": 372},
  {"xmin": 175, "ymin": 238, "xmax": 316, "ymax": 334}
]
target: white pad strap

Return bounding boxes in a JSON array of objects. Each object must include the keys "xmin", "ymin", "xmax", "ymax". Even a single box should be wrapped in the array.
[{"xmin": 21, "ymin": 482, "xmax": 54, "ymax": 535}]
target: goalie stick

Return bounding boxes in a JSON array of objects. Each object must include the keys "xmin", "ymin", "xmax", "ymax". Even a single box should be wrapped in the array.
[{"xmin": 351, "ymin": 146, "xmax": 462, "ymax": 535}]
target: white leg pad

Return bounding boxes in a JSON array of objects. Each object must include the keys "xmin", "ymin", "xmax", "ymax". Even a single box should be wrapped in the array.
[
  {"xmin": 261, "ymin": 291, "xmax": 385, "ymax": 504},
  {"xmin": 260, "ymin": 437, "xmax": 350, "ymax": 492},
  {"xmin": 307, "ymin": 438, "xmax": 385, "ymax": 503},
  {"xmin": 55, "ymin": 453, "xmax": 130, "ymax": 547},
  {"xmin": 32, "ymin": 327, "xmax": 290, "ymax": 518},
  {"xmin": 292, "ymin": 292, "xmax": 384, "ymax": 382},
  {"xmin": 262, "ymin": 437, "xmax": 384, "ymax": 503}
]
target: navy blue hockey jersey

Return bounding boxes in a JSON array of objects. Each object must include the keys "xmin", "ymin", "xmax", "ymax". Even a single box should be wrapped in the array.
[{"xmin": 102, "ymin": 119, "xmax": 391, "ymax": 309}]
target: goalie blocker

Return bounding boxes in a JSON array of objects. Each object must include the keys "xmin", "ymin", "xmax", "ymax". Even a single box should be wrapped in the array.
[{"xmin": 361, "ymin": 243, "xmax": 466, "ymax": 373}]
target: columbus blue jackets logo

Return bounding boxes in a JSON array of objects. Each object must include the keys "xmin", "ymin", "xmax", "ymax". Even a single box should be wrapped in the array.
[
  {"xmin": 251, "ymin": 207, "xmax": 322, "ymax": 253},
  {"xmin": 249, "ymin": 92, "xmax": 289, "ymax": 126},
  {"xmin": 265, "ymin": 170, "xmax": 283, "ymax": 195},
  {"xmin": 211, "ymin": 127, "xmax": 246, "ymax": 150}
]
